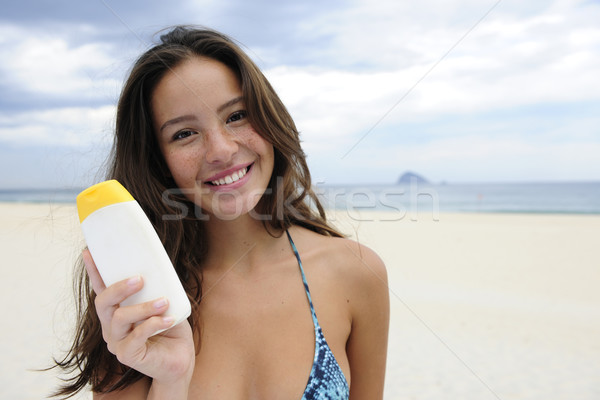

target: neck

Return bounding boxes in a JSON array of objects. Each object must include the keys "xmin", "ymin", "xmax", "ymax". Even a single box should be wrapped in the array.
[{"xmin": 202, "ymin": 212, "xmax": 283, "ymax": 272}]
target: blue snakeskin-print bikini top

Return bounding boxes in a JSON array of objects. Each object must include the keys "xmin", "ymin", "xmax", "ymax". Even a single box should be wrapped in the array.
[{"xmin": 286, "ymin": 230, "xmax": 350, "ymax": 400}]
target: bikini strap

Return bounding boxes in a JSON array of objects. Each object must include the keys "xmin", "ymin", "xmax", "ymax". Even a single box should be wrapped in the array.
[{"xmin": 285, "ymin": 229, "xmax": 319, "ymax": 326}]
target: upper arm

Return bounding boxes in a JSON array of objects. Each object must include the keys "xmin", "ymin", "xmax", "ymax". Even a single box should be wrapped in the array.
[{"xmin": 343, "ymin": 242, "xmax": 390, "ymax": 399}]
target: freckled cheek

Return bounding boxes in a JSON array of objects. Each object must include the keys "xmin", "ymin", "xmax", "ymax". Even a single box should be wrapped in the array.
[
  {"xmin": 241, "ymin": 129, "xmax": 272, "ymax": 155},
  {"xmin": 231, "ymin": 129, "xmax": 253, "ymax": 145},
  {"xmin": 165, "ymin": 148, "xmax": 206, "ymax": 186}
]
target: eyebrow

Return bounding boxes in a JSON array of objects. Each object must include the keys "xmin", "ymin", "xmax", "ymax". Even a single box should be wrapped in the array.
[
  {"xmin": 159, "ymin": 96, "xmax": 244, "ymax": 133},
  {"xmin": 217, "ymin": 96, "xmax": 244, "ymax": 114},
  {"xmin": 159, "ymin": 115, "xmax": 197, "ymax": 133}
]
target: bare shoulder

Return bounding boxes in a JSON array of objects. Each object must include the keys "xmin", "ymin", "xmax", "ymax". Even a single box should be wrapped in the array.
[
  {"xmin": 290, "ymin": 226, "xmax": 389, "ymax": 397},
  {"xmin": 290, "ymin": 226, "xmax": 388, "ymax": 296}
]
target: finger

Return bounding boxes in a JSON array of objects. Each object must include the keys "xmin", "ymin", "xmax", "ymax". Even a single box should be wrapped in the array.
[
  {"xmin": 114, "ymin": 315, "xmax": 176, "ymax": 366},
  {"xmin": 82, "ymin": 249, "xmax": 106, "ymax": 295},
  {"xmin": 110, "ymin": 297, "xmax": 171, "ymax": 341},
  {"xmin": 94, "ymin": 275, "xmax": 143, "ymax": 324}
]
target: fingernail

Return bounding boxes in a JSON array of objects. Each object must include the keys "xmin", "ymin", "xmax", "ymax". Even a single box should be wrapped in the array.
[
  {"xmin": 162, "ymin": 316, "xmax": 175, "ymax": 325},
  {"xmin": 127, "ymin": 276, "xmax": 141, "ymax": 286},
  {"xmin": 153, "ymin": 297, "xmax": 168, "ymax": 309}
]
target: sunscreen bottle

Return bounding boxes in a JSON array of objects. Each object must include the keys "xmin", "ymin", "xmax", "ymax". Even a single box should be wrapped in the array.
[{"xmin": 77, "ymin": 180, "xmax": 191, "ymax": 332}]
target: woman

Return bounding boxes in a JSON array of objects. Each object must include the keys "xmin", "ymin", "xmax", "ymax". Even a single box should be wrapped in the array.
[{"xmin": 55, "ymin": 26, "xmax": 389, "ymax": 399}]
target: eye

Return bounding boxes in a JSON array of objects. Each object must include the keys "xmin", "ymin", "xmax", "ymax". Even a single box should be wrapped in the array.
[
  {"xmin": 172, "ymin": 129, "xmax": 197, "ymax": 142},
  {"xmin": 226, "ymin": 110, "xmax": 247, "ymax": 124}
]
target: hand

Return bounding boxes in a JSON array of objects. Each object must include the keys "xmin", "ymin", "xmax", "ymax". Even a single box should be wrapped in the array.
[{"xmin": 83, "ymin": 249, "xmax": 195, "ymax": 386}]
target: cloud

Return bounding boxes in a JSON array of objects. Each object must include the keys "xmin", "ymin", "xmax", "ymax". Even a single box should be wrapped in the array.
[
  {"xmin": 7, "ymin": 39, "xmax": 115, "ymax": 96},
  {"xmin": 266, "ymin": 0, "xmax": 600, "ymax": 114},
  {"xmin": 0, "ymin": 23, "xmax": 124, "ymax": 148},
  {"xmin": 311, "ymin": 133, "xmax": 600, "ymax": 184},
  {"xmin": 259, "ymin": 0, "xmax": 600, "ymax": 184},
  {"xmin": 0, "ymin": 0, "xmax": 599, "ymax": 185},
  {"xmin": 0, "ymin": 24, "xmax": 125, "ymax": 108},
  {"xmin": 0, "ymin": 106, "xmax": 115, "ymax": 147}
]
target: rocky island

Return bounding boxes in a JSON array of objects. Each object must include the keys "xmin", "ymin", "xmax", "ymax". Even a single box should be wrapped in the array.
[{"xmin": 397, "ymin": 171, "xmax": 430, "ymax": 184}]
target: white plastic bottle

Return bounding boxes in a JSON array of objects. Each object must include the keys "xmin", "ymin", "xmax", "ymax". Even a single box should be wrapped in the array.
[{"xmin": 77, "ymin": 180, "xmax": 191, "ymax": 333}]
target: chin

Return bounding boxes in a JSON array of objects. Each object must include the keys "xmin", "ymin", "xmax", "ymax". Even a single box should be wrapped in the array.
[{"xmin": 205, "ymin": 198, "xmax": 260, "ymax": 221}]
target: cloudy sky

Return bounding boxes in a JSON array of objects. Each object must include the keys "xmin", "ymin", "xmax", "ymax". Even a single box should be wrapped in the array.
[{"xmin": 1, "ymin": 0, "xmax": 599, "ymax": 188}]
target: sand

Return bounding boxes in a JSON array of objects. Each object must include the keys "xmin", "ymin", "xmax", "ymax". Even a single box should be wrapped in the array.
[{"xmin": 1, "ymin": 203, "xmax": 598, "ymax": 399}]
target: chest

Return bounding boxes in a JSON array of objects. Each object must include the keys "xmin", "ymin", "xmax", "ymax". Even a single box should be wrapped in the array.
[{"xmin": 187, "ymin": 261, "xmax": 350, "ymax": 399}]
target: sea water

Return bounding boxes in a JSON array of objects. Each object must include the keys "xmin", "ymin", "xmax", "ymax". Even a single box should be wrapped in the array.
[
  {"xmin": 314, "ymin": 181, "xmax": 600, "ymax": 215},
  {"xmin": 0, "ymin": 187, "xmax": 82, "ymax": 204},
  {"xmin": 1, "ymin": 182, "xmax": 599, "ymax": 215}
]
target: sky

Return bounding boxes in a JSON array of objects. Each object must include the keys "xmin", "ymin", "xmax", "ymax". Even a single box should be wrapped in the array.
[{"xmin": 0, "ymin": 0, "xmax": 599, "ymax": 188}]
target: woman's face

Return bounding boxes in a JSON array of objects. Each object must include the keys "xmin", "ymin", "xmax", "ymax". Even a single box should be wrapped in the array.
[{"xmin": 152, "ymin": 56, "xmax": 274, "ymax": 220}]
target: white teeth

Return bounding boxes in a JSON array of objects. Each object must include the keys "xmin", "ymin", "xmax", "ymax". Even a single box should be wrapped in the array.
[{"xmin": 210, "ymin": 166, "xmax": 248, "ymax": 186}]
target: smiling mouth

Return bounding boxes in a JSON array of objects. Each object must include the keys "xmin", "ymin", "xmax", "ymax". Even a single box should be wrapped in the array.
[{"xmin": 206, "ymin": 164, "xmax": 252, "ymax": 186}]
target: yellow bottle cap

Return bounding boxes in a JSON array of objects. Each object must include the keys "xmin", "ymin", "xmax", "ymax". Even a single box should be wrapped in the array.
[{"xmin": 76, "ymin": 180, "xmax": 135, "ymax": 223}]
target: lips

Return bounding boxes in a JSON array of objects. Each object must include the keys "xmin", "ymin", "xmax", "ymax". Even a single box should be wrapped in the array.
[{"xmin": 204, "ymin": 163, "xmax": 253, "ymax": 186}]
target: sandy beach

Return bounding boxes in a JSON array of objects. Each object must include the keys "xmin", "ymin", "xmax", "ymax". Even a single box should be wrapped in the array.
[{"xmin": 1, "ymin": 202, "xmax": 598, "ymax": 399}]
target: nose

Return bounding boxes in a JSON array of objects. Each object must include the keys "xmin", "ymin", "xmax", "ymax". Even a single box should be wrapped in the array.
[{"xmin": 205, "ymin": 125, "xmax": 239, "ymax": 164}]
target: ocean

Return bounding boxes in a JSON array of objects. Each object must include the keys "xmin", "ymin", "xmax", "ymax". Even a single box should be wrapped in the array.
[
  {"xmin": 315, "ymin": 181, "xmax": 600, "ymax": 215},
  {"xmin": 1, "ymin": 181, "xmax": 599, "ymax": 215}
]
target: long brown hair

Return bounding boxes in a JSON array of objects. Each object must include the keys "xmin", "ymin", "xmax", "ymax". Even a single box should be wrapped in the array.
[{"xmin": 52, "ymin": 25, "xmax": 341, "ymax": 398}]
